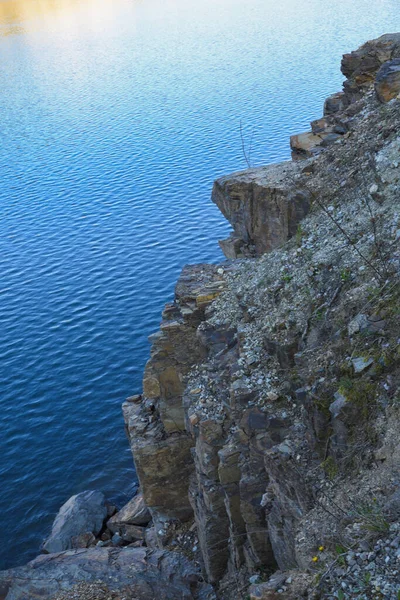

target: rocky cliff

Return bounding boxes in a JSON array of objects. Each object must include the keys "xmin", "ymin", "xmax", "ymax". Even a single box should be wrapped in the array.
[
  {"xmin": 122, "ymin": 32, "xmax": 400, "ymax": 599},
  {"xmin": 1, "ymin": 33, "xmax": 400, "ymax": 600}
]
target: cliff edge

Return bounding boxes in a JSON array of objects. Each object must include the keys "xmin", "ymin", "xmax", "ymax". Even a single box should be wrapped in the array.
[{"xmin": 1, "ymin": 33, "xmax": 399, "ymax": 600}]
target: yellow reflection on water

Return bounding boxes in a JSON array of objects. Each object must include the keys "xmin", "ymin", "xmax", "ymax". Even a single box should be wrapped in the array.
[{"xmin": 0, "ymin": 0, "xmax": 126, "ymax": 36}]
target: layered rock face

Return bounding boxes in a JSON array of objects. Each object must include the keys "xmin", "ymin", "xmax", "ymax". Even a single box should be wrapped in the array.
[
  {"xmin": 288, "ymin": 32, "xmax": 400, "ymax": 161},
  {"xmin": 123, "ymin": 32, "xmax": 400, "ymax": 600},
  {"xmin": 341, "ymin": 32, "xmax": 400, "ymax": 102},
  {"xmin": 123, "ymin": 264, "xmax": 227, "ymax": 524},
  {"xmin": 211, "ymin": 161, "xmax": 311, "ymax": 258},
  {"xmin": 1, "ymin": 33, "xmax": 399, "ymax": 600},
  {"xmin": 211, "ymin": 32, "xmax": 400, "ymax": 264}
]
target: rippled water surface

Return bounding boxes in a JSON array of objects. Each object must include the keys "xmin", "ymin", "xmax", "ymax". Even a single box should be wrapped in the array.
[{"xmin": 0, "ymin": 0, "xmax": 398, "ymax": 568}]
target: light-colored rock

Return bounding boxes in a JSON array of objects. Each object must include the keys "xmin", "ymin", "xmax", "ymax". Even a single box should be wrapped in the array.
[
  {"xmin": 42, "ymin": 491, "xmax": 107, "ymax": 554},
  {"xmin": 107, "ymin": 491, "xmax": 151, "ymax": 533},
  {"xmin": 348, "ymin": 313, "xmax": 370, "ymax": 335},
  {"xmin": 290, "ymin": 131, "xmax": 323, "ymax": 159},
  {"xmin": 352, "ymin": 356, "xmax": 374, "ymax": 373}
]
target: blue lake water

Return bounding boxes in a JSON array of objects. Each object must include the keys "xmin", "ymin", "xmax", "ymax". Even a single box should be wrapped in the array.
[{"xmin": 0, "ymin": 0, "xmax": 398, "ymax": 569}]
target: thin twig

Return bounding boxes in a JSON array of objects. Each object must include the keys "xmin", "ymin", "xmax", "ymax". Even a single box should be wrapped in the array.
[{"xmin": 239, "ymin": 120, "xmax": 251, "ymax": 168}]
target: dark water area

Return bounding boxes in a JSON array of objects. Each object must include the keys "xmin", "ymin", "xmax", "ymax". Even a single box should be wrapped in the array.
[{"xmin": 0, "ymin": 0, "xmax": 398, "ymax": 569}]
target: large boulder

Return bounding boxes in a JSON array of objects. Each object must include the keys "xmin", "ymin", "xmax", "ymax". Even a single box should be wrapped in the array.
[
  {"xmin": 375, "ymin": 58, "xmax": 400, "ymax": 102},
  {"xmin": 341, "ymin": 33, "xmax": 400, "ymax": 102},
  {"xmin": 212, "ymin": 161, "xmax": 311, "ymax": 258},
  {"xmin": 106, "ymin": 493, "xmax": 150, "ymax": 543},
  {"xmin": 107, "ymin": 491, "xmax": 151, "ymax": 530},
  {"xmin": 42, "ymin": 490, "xmax": 107, "ymax": 554},
  {"xmin": 0, "ymin": 547, "xmax": 216, "ymax": 600},
  {"xmin": 289, "ymin": 131, "xmax": 323, "ymax": 160}
]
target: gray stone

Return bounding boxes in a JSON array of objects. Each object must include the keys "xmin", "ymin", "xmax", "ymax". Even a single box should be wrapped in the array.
[
  {"xmin": 0, "ymin": 548, "xmax": 216, "ymax": 600},
  {"xmin": 265, "ymin": 571, "xmax": 288, "ymax": 590},
  {"xmin": 112, "ymin": 533, "xmax": 123, "ymax": 546},
  {"xmin": 330, "ymin": 392, "xmax": 348, "ymax": 418},
  {"xmin": 384, "ymin": 488, "xmax": 400, "ymax": 522},
  {"xmin": 352, "ymin": 356, "xmax": 374, "ymax": 373},
  {"xmin": 42, "ymin": 490, "xmax": 107, "ymax": 554},
  {"xmin": 348, "ymin": 313, "xmax": 370, "ymax": 335}
]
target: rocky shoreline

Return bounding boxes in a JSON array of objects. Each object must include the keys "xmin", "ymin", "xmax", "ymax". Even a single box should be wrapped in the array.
[{"xmin": 1, "ymin": 33, "xmax": 400, "ymax": 600}]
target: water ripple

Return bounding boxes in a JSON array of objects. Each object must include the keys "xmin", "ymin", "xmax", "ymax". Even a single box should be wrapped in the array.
[{"xmin": 0, "ymin": 0, "xmax": 398, "ymax": 570}]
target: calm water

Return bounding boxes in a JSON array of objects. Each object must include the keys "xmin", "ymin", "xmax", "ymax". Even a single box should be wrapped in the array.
[{"xmin": 0, "ymin": 0, "xmax": 398, "ymax": 569}]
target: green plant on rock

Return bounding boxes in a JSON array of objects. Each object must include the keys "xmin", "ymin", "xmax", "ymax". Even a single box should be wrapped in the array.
[
  {"xmin": 334, "ymin": 545, "xmax": 347, "ymax": 567},
  {"xmin": 296, "ymin": 224, "xmax": 305, "ymax": 247},
  {"xmin": 321, "ymin": 456, "xmax": 338, "ymax": 479},
  {"xmin": 340, "ymin": 267, "xmax": 352, "ymax": 283},
  {"xmin": 363, "ymin": 571, "xmax": 372, "ymax": 586},
  {"xmin": 352, "ymin": 499, "xmax": 389, "ymax": 535},
  {"xmin": 281, "ymin": 272, "xmax": 293, "ymax": 284},
  {"xmin": 338, "ymin": 377, "xmax": 377, "ymax": 419}
]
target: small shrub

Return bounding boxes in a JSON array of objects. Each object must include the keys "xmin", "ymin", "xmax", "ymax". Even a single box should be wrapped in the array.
[{"xmin": 352, "ymin": 499, "xmax": 389, "ymax": 535}]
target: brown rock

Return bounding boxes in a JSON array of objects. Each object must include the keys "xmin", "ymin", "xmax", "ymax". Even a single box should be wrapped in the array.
[
  {"xmin": 323, "ymin": 91, "xmax": 349, "ymax": 115},
  {"xmin": 290, "ymin": 131, "xmax": 323, "ymax": 159},
  {"xmin": 212, "ymin": 161, "xmax": 311, "ymax": 258},
  {"xmin": 341, "ymin": 33, "xmax": 400, "ymax": 102},
  {"xmin": 123, "ymin": 265, "xmax": 226, "ymax": 526},
  {"xmin": 375, "ymin": 58, "xmax": 400, "ymax": 102},
  {"xmin": 107, "ymin": 492, "xmax": 151, "ymax": 530}
]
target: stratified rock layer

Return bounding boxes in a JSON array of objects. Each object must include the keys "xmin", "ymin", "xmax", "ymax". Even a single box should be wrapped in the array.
[
  {"xmin": 375, "ymin": 58, "xmax": 400, "ymax": 102},
  {"xmin": 341, "ymin": 32, "xmax": 400, "ymax": 101},
  {"xmin": 123, "ymin": 32, "xmax": 400, "ymax": 598},
  {"xmin": 211, "ymin": 161, "xmax": 311, "ymax": 258},
  {"xmin": 123, "ymin": 264, "xmax": 227, "ymax": 523},
  {"xmin": 1, "ymin": 32, "xmax": 400, "ymax": 600}
]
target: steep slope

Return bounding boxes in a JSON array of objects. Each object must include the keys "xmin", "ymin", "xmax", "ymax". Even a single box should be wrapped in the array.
[
  {"xmin": 123, "ymin": 33, "xmax": 400, "ymax": 600},
  {"xmin": 1, "ymin": 33, "xmax": 399, "ymax": 600}
]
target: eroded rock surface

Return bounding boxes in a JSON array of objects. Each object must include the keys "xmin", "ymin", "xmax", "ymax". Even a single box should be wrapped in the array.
[
  {"xmin": 122, "ymin": 32, "xmax": 400, "ymax": 600},
  {"xmin": 0, "ymin": 548, "xmax": 216, "ymax": 600},
  {"xmin": 211, "ymin": 161, "xmax": 311, "ymax": 258},
  {"xmin": 375, "ymin": 58, "xmax": 400, "ymax": 102},
  {"xmin": 123, "ymin": 264, "xmax": 227, "ymax": 524},
  {"xmin": 42, "ymin": 491, "xmax": 107, "ymax": 554}
]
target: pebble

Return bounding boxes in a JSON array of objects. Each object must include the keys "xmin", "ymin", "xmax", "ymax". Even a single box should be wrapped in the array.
[{"xmin": 328, "ymin": 529, "xmax": 400, "ymax": 598}]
